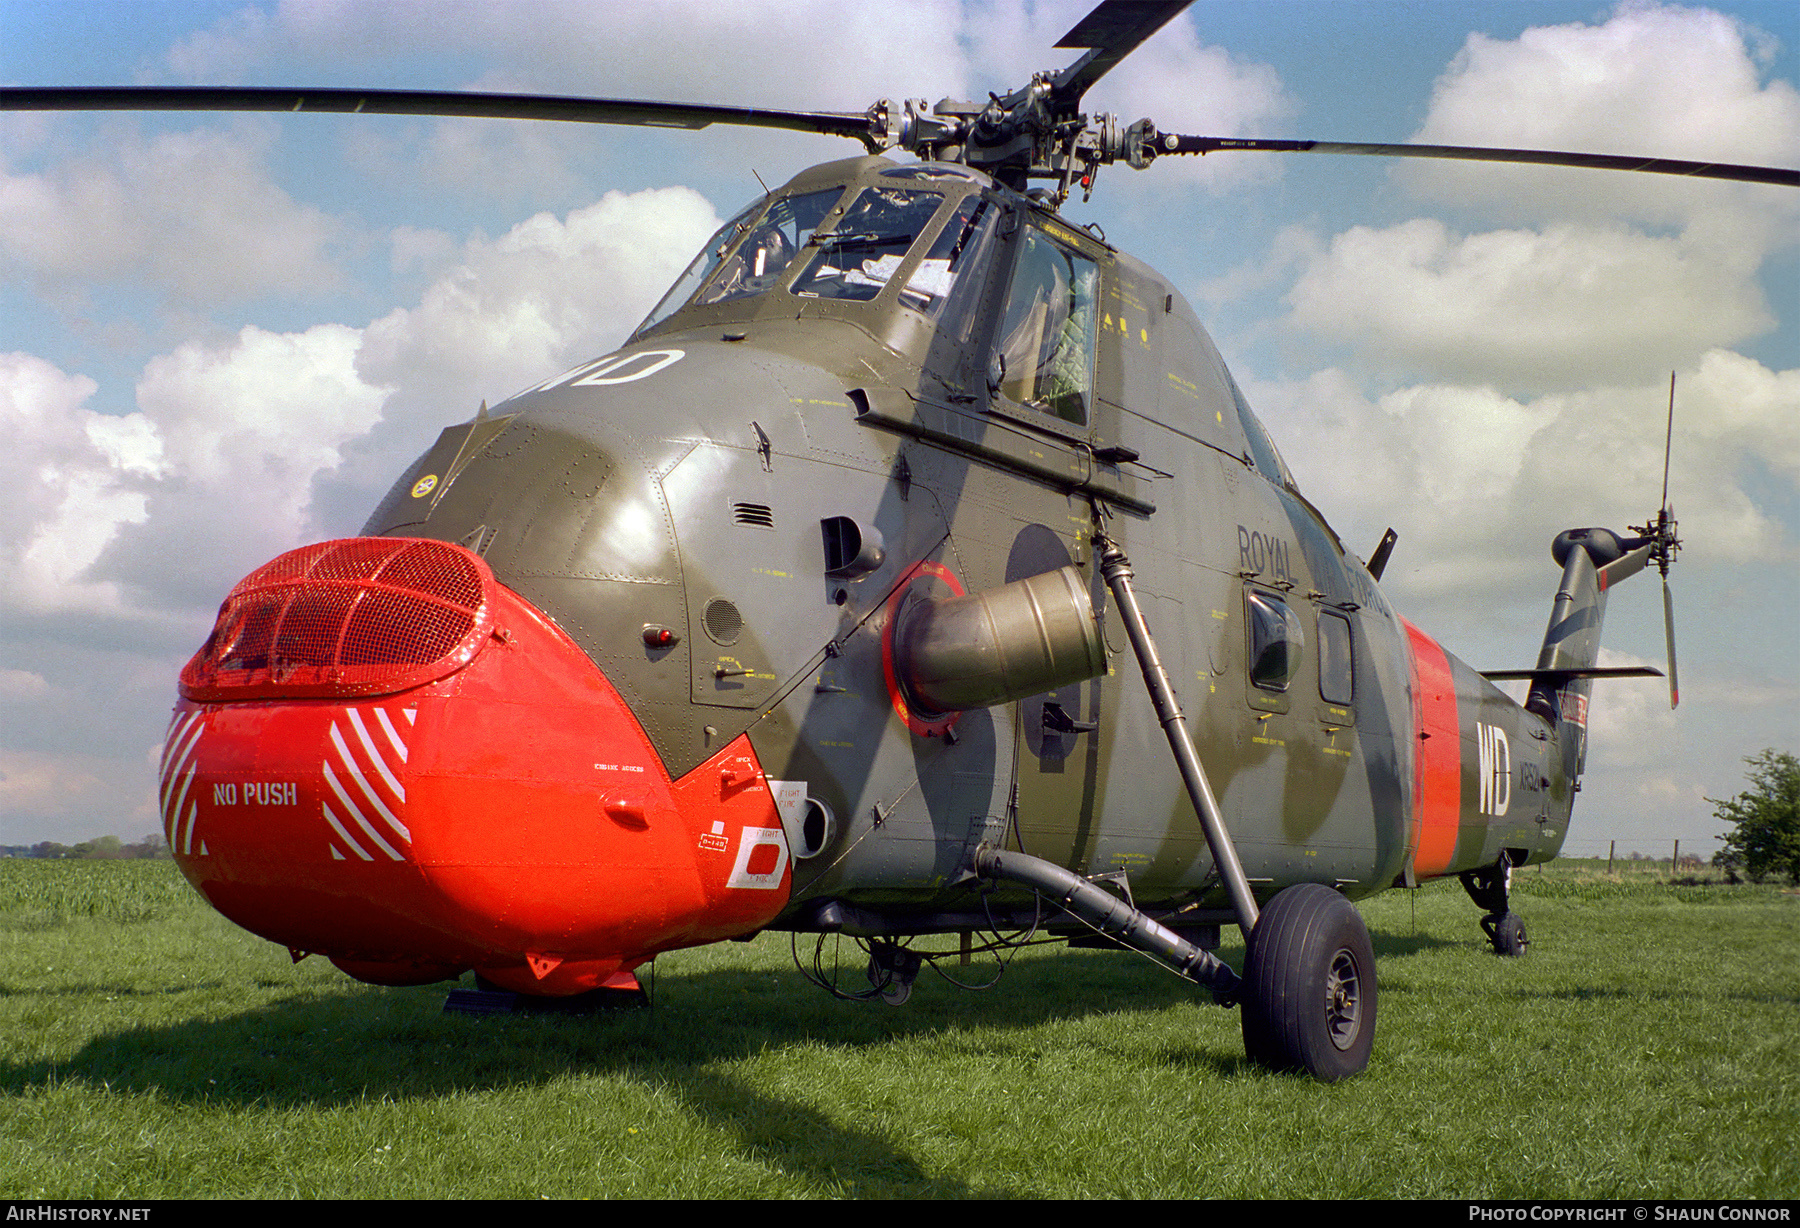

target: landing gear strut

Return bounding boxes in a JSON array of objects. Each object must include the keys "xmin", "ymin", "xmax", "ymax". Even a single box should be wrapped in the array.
[
  {"xmin": 1091, "ymin": 522, "xmax": 1375, "ymax": 1080},
  {"xmin": 865, "ymin": 939, "xmax": 922, "ymax": 1005},
  {"xmin": 1461, "ymin": 858, "xmax": 1529, "ymax": 957}
]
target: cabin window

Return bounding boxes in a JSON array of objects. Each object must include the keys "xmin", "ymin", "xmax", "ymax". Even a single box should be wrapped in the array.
[
  {"xmin": 1247, "ymin": 589, "xmax": 1304, "ymax": 692},
  {"xmin": 1318, "ymin": 610, "xmax": 1354, "ymax": 705},
  {"xmin": 789, "ymin": 187, "xmax": 945, "ymax": 302},
  {"xmin": 995, "ymin": 225, "xmax": 1098, "ymax": 424},
  {"xmin": 696, "ymin": 188, "xmax": 841, "ymax": 307}
]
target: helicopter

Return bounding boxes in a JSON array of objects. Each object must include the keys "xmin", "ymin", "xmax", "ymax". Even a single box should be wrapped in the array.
[{"xmin": 7, "ymin": 1, "xmax": 1796, "ymax": 1083}]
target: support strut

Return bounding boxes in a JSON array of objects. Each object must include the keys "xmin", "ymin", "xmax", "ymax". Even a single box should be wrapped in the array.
[{"xmin": 1093, "ymin": 526, "xmax": 1261, "ymax": 939}]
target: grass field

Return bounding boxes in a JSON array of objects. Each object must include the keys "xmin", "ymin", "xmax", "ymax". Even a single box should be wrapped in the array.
[{"xmin": 1, "ymin": 857, "xmax": 1794, "ymax": 1199}]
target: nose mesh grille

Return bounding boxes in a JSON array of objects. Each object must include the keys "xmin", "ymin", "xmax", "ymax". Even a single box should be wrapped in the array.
[{"xmin": 181, "ymin": 537, "xmax": 496, "ymax": 700}]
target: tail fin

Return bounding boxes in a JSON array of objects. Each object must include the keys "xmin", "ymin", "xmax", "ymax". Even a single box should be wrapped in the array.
[
  {"xmin": 1523, "ymin": 528, "xmax": 1655, "ymax": 784},
  {"xmin": 1479, "ymin": 528, "xmax": 1669, "ymax": 793}
]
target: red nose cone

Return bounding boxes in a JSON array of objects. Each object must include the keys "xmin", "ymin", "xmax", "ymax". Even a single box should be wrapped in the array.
[{"xmin": 161, "ymin": 538, "xmax": 791, "ymax": 994}]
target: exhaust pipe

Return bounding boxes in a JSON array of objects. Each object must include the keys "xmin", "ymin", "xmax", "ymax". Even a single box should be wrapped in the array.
[
  {"xmin": 971, "ymin": 845, "xmax": 1239, "ymax": 997},
  {"xmin": 893, "ymin": 565, "xmax": 1105, "ymax": 713}
]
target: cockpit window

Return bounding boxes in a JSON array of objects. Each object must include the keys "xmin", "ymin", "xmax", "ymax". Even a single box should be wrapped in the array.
[
  {"xmin": 880, "ymin": 164, "xmax": 985, "ymax": 184},
  {"xmin": 696, "ymin": 188, "xmax": 839, "ymax": 308},
  {"xmin": 633, "ymin": 189, "xmax": 844, "ymax": 336},
  {"xmin": 790, "ymin": 187, "xmax": 944, "ymax": 303},
  {"xmin": 995, "ymin": 225, "xmax": 1098, "ymax": 424},
  {"xmin": 635, "ymin": 196, "xmax": 761, "ymax": 335},
  {"xmin": 901, "ymin": 196, "xmax": 995, "ymax": 322}
]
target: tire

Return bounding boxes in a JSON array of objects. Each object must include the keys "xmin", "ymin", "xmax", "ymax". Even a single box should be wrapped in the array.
[
  {"xmin": 1492, "ymin": 911, "xmax": 1529, "ymax": 958},
  {"xmin": 1240, "ymin": 883, "xmax": 1377, "ymax": 1082}
]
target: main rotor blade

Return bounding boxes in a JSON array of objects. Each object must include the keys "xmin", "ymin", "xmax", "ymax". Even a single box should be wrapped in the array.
[
  {"xmin": 1052, "ymin": 0, "xmax": 1192, "ymax": 111},
  {"xmin": 1158, "ymin": 135, "xmax": 1800, "ymax": 187},
  {"xmin": 0, "ymin": 86, "xmax": 877, "ymax": 147}
]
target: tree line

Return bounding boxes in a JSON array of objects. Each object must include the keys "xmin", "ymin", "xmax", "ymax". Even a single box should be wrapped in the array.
[{"xmin": 7, "ymin": 834, "xmax": 172, "ymax": 860}]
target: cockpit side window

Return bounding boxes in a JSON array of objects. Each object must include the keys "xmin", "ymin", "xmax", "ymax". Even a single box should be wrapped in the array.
[
  {"xmin": 696, "ymin": 188, "xmax": 840, "ymax": 308},
  {"xmin": 995, "ymin": 226, "xmax": 1098, "ymax": 425},
  {"xmin": 789, "ymin": 188, "xmax": 944, "ymax": 303}
]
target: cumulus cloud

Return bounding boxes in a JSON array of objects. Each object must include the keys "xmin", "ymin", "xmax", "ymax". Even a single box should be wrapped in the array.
[
  {"xmin": 0, "ymin": 123, "xmax": 342, "ymax": 305},
  {"xmin": 0, "ymin": 748, "xmax": 160, "ymax": 843},
  {"xmin": 313, "ymin": 185, "xmax": 721, "ymax": 531},
  {"xmin": 1284, "ymin": 217, "xmax": 1775, "ymax": 389},
  {"xmin": 1279, "ymin": 5, "xmax": 1795, "ymax": 403},
  {"xmin": 167, "ymin": 0, "xmax": 967, "ymax": 106},
  {"xmin": 1253, "ymin": 351, "xmax": 1798, "ymax": 613},
  {"xmin": 0, "ymin": 670, "xmax": 52, "ymax": 701},
  {"xmin": 88, "ymin": 322, "xmax": 391, "ymax": 610},
  {"xmin": 1583, "ymin": 646, "xmax": 1680, "ymax": 771},
  {"xmin": 0, "ymin": 353, "xmax": 157, "ymax": 619},
  {"xmin": 1405, "ymin": 1, "xmax": 1800, "ymax": 220},
  {"xmin": 358, "ymin": 187, "xmax": 718, "ymax": 405}
]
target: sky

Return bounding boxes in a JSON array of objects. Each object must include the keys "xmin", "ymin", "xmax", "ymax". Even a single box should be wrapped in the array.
[{"xmin": 1, "ymin": 0, "xmax": 1795, "ymax": 858}]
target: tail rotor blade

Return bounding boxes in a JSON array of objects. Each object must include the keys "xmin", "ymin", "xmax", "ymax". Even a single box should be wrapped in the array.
[
  {"xmin": 1657, "ymin": 378, "xmax": 1679, "ymax": 710},
  {"xmin": 1661, "ymin": 372, "xmax": 1676, "ymax": 514},
  {"xmin": 1662, "ymin": 578, "xmax": 1680, "ymax": 710}
]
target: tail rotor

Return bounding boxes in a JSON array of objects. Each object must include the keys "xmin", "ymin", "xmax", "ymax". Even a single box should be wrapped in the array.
[{"xmin": 1629, "ymin": 373, "xmax": 1681, "ymax": 709}]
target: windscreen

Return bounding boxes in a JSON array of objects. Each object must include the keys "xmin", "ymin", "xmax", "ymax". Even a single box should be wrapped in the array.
[
  {"xmin": 790, "ymin": 187, "xmax": 945, "ymax": 303},
  {"xmin": 634, "ymin": 197, "xmax": 760, "ymax": 335},
  {"xmin": 633, "ymin": 188, "xmax": 842, "ymax": 334},
  {"xmin": 695, "ymin": 188, "xmax": 840, "ymax": 307}
]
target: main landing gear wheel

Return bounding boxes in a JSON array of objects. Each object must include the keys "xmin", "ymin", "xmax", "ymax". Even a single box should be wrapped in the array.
[{"xmin": 1240, "ymin": 883, "xmax": 1377, "ymax": 1082}]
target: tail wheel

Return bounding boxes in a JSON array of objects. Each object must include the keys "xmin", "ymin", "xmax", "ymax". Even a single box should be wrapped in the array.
[
  {"xmin": 1492, "ymin": 911, "xmax": 1529, "ymax": 957},
  {"xmin": 1240, "ymin": 883, "xmax": 1377, "ymax": 1082}
]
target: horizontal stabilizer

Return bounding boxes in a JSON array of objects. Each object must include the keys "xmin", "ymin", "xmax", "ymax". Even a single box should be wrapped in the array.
[
  {"xmin": 1596, "ymin": 542, "xmax": 1653, "ymax": 591},
  {"xmin": 1480, "ymin": 666, "xmax": 1663, "ymax": 683}
]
